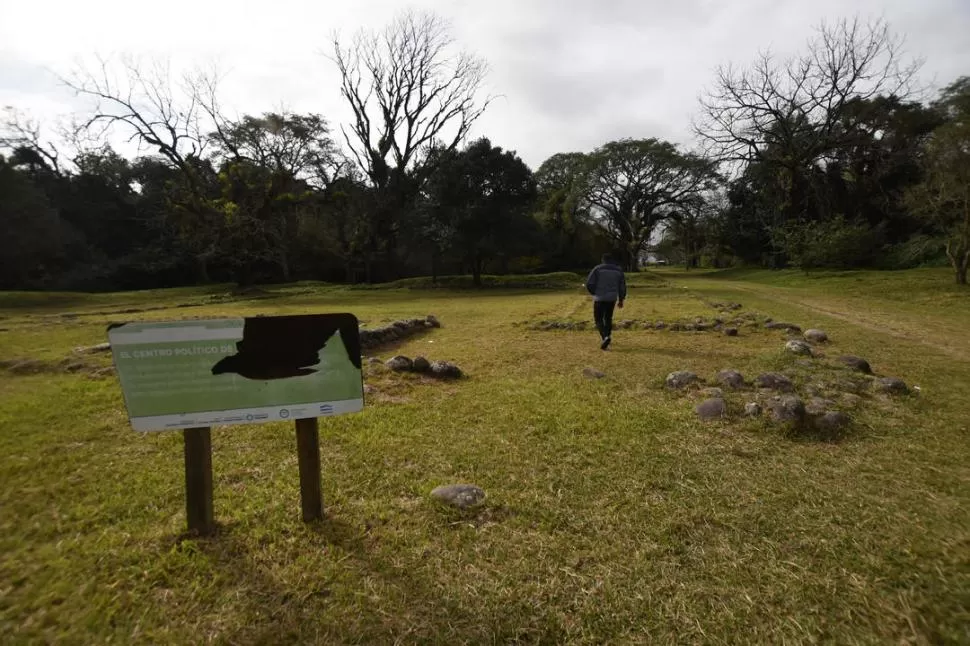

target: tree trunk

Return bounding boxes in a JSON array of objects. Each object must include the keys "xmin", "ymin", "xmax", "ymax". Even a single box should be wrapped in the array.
[
  {"xmin": 279, "ymin": 248, "xmax": 291, "ymax": 283},
  {"xmin": 946, "ymin": 241, "xmax": 969, "ymax": 285},
  {"xmin": 472, "ymin": 254, "xmax": 483, "ymax": 287},
  {"xmin": 195, "ymin": 256, "xmax": 210, "ymax": 284}
]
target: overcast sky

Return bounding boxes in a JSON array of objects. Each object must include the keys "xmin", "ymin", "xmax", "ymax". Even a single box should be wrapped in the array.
[{"xmin": 1, "ymin": 0, "xmax": 968, "ymax": 169}]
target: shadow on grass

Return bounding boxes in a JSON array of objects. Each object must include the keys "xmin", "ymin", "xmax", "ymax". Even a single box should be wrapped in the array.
[{"xmin": 166, "ymin": 511, "xmax": 496, "ymax": 642}]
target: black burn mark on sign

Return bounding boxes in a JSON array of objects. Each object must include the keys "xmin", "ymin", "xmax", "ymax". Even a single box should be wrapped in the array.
[{"xmin": 211, "ymin": 313, "xmax": 361, "ymax": 380}]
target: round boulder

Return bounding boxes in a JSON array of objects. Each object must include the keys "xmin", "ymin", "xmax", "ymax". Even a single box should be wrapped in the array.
[
  {"xmin": 785, "ymin": 340, "xmax": 813, "ymax": 356},
  {"xmin": 426, "ymin": 315, "xmax": 442, "ymax": 328},
  {"xmin": 755, "ymin": 372, "xmax": 794, "ymax": 392},
  {"xmin": 838, "ymin": 355, "xmax": 872, "ymax": 374},
  {"xmin": 430, "ymin": 360, "xmax": 463, "ymax": 379},
  {"xmin": 699, "ymin": 387, "xmax": 724, "ymax": 399},
  {"xmin": 875, "ymin": 377, "xmax": 908, "ymax": 395},
  {"xmin": 767, "ymin": 395, "xmax": 806, "ymax": 422},
  {"xmin": 744, "ymin": 402, "xmax": 762, "ymax": 417},
  {"xmin": 716, "ymin": 369, "xmax": 745, "ymax": 389},
  {"xmin": 695, "ymin": 398, "xmax": 727, "ymax": 420},
  {"xmin": 412, "ymin": 356, "xmax": 431, "ymax": 373},
  {"xmin": 430, "ymin": 484, "xmax": 485, "ymax": 509},
  {"xmin": 666, "ymin": 371, "xmax": 699, "ymax": 389},
  {"xmin": 806, "ymin": 397, "xmax": 836, "ymax": 416},
  {"xmin": 723, "ymin": 327, "xmax": 739, "ymax": 337},
  {"xmin": 386, "ymin": 355, "xmax": 413, "ymax": 372},
  {"xmin": 804, "ymin": 329, "xmax": 828, "ymax": 343},
  {"xmin": 814, "ymin": 411, "xmax": 850, "ymax": 433}
]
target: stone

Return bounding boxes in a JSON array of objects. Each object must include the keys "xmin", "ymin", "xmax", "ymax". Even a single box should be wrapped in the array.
[
  {"xmin": 875, "ymin": 377, "xmax": 908, "ymax": 395},
  {"xmin": 744, "ymin": 402, "xmax": 762, "ymax": 417},
  {"xmin": 583, "ymin": 367, "xmax": 606, "ymax": 379},
  {"xmin": 814, "ymin": 411, "xmax": 850, "ymax": 433},
  {"xmin": 655, "ymin": 321, "xmax": 666, "ymax": 330},
  {"xmin": 767, "ymin": 395, "xmax": 806, "ymax": 423},
  {"xmin": 665, "ymin": 371, "xmax": 699, "ymax": 389},
  {"xmin": 804, "ymin": 329, "xmax": 828, "ymax": 343},
  {"xmin": 723, "ymin": 327, "xmax": 739, "ymax": 337},
  {"xmin": 785, "ymin": 340, "xmax": 813, "ymax": 356},
  {"xmin": 699, "ymin": 387, "xmax": 724, "ymax": 398},
  {"xmin": 430, "ymin": 360, "xmax": 463, "ymax": 379},
  {"xmin": 717, "ymin": 370, "xmax": 745, "ymax": 389},
  {"xmin": 412, "ymin": 356, "xmax": 431, "ymax": 373},
  {"xmin": 755, "ymin": 372, "xmax": 794, "ymax": 392},
  {"xmin": 386, "ymin": 355, "xmax": 413, "ymax": 372},
  {"xmin": 74, "ymin": 342, "xmax": 111, "ymax": 354},
  {"xmin": 430, "ymin": 484, "xmax": 485, "ymax": 509},
  {"xmin": 367, "ymin": 357, "xmax": 384, "ymax": 365},
  {"xmin": 838, "ymin": 355, "xmax": 872, "ymax": 374},
  {"xmin": 363, "ymin": 384, "xmax": 377, "ymax": 395},
  {"xmin": 695, "ymin": 398, "xmax": 727, "ymax": 420},
  {"xmin": 766, "ymin": 321, "xmax": 802, "ymax": 332},
  {"xmin": 426, "ymin": 315, "xmax": 441, "ymax": 328},
  {"xmin": 840, "ymin": 393, "xmax": 863, "ymax": 408},
  {"xmin": 806, "ymin": 397, "xmax": 836, "ymax": 415}
]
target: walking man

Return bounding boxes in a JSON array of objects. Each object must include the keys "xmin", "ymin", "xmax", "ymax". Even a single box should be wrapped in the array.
[{"xmin": 585, "ymin": 254, "xmax": 627, "ymax": 350}]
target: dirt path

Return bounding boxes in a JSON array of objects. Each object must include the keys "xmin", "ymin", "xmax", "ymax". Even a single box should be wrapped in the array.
[{"xmin": 687, "ymin": 281, "xmax": 970, "ymax": 363}]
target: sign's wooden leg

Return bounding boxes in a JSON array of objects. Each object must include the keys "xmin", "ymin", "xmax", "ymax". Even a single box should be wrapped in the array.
[
  {"xmin": 183, "ymin": 426, "xmax": 215, "ymax": 535},
  {"xmin": 295, "ymin": 418, "xmax": 323, "ymax": 522}
]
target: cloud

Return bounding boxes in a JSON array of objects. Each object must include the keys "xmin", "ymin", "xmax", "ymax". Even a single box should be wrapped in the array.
[{"xmin": 2, "ymin": 0, "xmax": 969, "ymax": 169}]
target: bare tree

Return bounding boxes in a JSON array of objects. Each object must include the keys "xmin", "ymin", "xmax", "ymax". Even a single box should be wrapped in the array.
[
  {"xmin": 330, "ymin": 10, "xmax": 491, "ymax": 190},
  {"xmin": 62, "ymin": 56, "xmax": 223, "ymax": 280},
  {"xmin": 695, "ymin": 16, "xmax": 922, "ymax": 174},
  {"xmin": 1, "ymin": 107, "xmax": 65, "ymax": 175},
  {"xmin": 62, "ymin": 55, "xmax": 215, "ymax": 191}
]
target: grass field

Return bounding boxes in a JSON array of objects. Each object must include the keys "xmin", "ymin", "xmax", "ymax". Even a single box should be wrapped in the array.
[{"xmin": 1, "ymin": 268, "xmax": 968, "ymax": 644}]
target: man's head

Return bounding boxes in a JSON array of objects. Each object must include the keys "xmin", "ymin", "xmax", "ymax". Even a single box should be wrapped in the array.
[{"xmin": 602, "ymin": 253, "xmax": 616, "ymax": 266}]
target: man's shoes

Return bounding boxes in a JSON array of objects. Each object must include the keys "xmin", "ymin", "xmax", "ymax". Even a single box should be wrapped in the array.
[{"xmin": 600, "ymin": 335, "xmax": 611, "ymax": 350}]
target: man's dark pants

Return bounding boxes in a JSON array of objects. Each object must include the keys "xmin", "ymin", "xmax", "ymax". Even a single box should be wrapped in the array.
[{"xmin": 593, "ymin": 300, "xmax": 617, "ymax": 340}]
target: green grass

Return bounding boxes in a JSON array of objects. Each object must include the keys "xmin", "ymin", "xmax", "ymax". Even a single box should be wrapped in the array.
[{"xmin": 1, "ymin": 269, "xmax": 968, "ymax": 644}]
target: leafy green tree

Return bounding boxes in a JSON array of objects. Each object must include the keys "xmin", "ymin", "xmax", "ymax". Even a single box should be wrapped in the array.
[
  {"xmin": 583, "ymin": 139, "xmax": 717, "ymax": 270},
  {"xmin": 422, "ymin": 138, "xmax": 537, "ymax": 285},
  {"xmin": 906, "ymin": 77, "xmax": 970, "ymax": 284},
  {"xmin": 0, "ymin": 157, "xmax": 74, "ymax": 287}
]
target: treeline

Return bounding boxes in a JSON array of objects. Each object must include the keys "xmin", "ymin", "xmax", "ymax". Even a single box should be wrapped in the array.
[{"xmin": 1, "ymin": 13, "xmax": 968, "ymax": 289}]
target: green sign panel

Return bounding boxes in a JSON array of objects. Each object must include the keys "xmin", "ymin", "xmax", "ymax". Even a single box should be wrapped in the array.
[{"xmin": 108, "ymin": 314, "xmax": 363, "ymax": 431}]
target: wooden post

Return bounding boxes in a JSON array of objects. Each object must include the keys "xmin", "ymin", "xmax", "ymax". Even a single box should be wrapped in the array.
[
  {"xmin": 183, "ymin": 427, "xmax": 214, "ymax": 535},
  {"xmin": 295, "ymin": 417, "xmax": 323, "ymax": 522}
]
